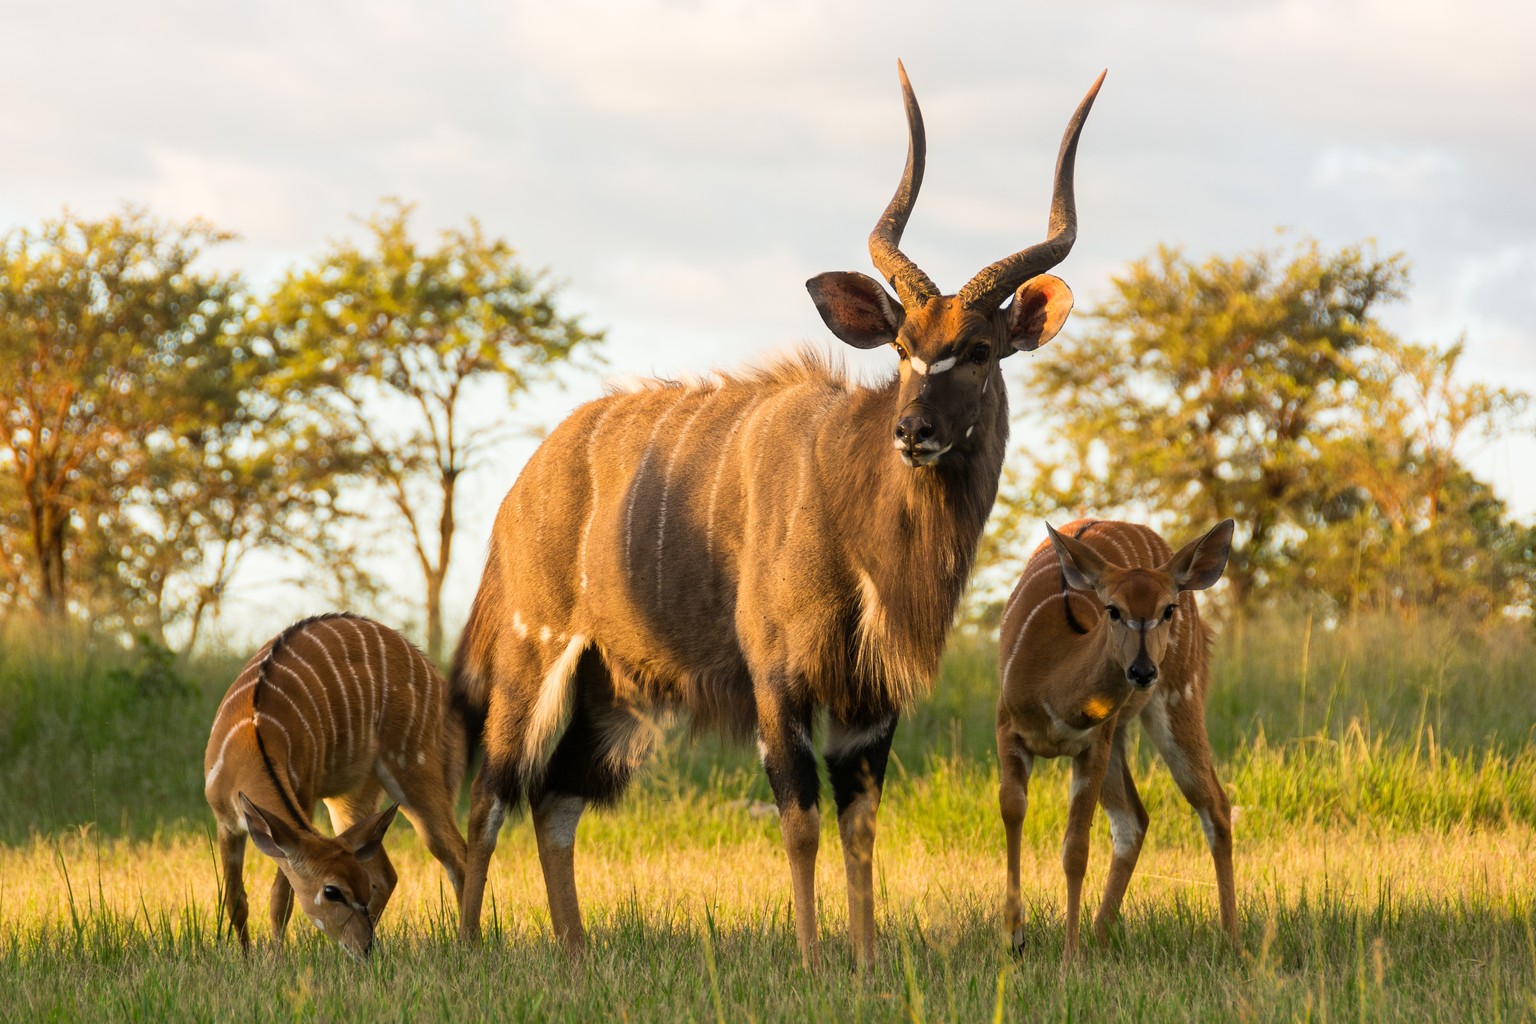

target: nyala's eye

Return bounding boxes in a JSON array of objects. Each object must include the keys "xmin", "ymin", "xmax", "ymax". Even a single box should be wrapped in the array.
[
  {"xmin": 1162, "ymin": 605, "xmax": 1175, "ymax": 622},
  {"xmin": 893, "ymin": 342, "xmax": 909, "ymax": 360},
  {"xmin": 970, "ymin": 344, "xmax": 991, "ymax": 364},
  {"xmin": 1105, "ymin": 606, "xmax": 1122, "ymax": 622},
  {"xmin": 323, "ymin": 885, "xmax": 346, "ymax": 903}
]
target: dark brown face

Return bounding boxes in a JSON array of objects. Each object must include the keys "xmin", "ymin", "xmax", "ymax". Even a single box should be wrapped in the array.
[
  {"xmin": 1095, "ymin": 571, "xmax": 1180, "ymax": 690},
  {"xmin": 889, "ymin": 299, "xmax": 1000, "ymax": 467},
  {"xmin": 805, "ymin": 272, "xmax": 1075, "ymax": 468}
]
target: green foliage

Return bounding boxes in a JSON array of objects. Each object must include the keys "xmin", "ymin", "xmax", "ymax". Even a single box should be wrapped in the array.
[
  {"xmin": 995, "ymin": 236, "xmax": 1532, "ymax": 619},
  {"xmin": 0, "ymin": 209, "xmax": 243, "ymax": 621},
  {"xmin": 3, "ymin": 612, "xmax": 1532, "ymax": 844},
  {"xmin": 104, "ymin": 635, "xmax": 192, "ymax": 700},
  {"xmin": 0, "ymin": 209, "xmax": 352, "ymax": 648},
  {"xmin": 258, "ymin": 199, "xmax": 603, "ymax": 660},
  {"xmin": 0, "ymin": 633, "xmax": 242, "ymax": 839}
]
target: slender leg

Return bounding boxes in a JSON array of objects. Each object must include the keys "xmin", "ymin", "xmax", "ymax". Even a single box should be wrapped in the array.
[
  {"xmin": 531, "ymin": 790, "xmax": 588, "ymax": 954},
  {"xmin": 217, "ymin": 826, "xmax": 251, "ymax": 951},
  {"xmin": 1061, "ymin": 731, "xmax": 1112, "ymax": 964},
  {"xmin": 399, "ymin": 795, "xmax": 469, "ymax": 906},
  {"xmin": 459, "ymin": 761, "xmax": 512, "ymax": 942},
  {"xmin": 826, "ymin": 714, "xmax": 897, "ymax": 971},
  {"xmin": 527, "ymin": 655, "xmax": 647, "ymax": 955},
  {"xmin": 1141, "ymin": 698, "xmax": 1237, "ymax": 941},
  {"xmin": 996, "ymin": 725, "xmax": 1034, "ymax": 951},
  {"xmin": 1093, "ymin": 723, "xmax": 1148, "ymax": 942},
  {"xmin": 756, "ymin": 681, "xmax": 821, "ymax": 969},
  {"xmin": 268, "ymin": 872, "xmax": 294, "ymax": 943}
]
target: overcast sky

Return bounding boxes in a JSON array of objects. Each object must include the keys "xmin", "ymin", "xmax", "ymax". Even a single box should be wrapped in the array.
[{"xmin": 4, "ymin": 0, "xmax": 1533, "ymax": 643}]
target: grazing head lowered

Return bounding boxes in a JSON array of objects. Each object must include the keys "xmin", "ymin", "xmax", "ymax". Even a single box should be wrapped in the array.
[
  {"xmin": 451, "ymin": 62, "xmax": 1105, "ymax": 971},
  {"xmin": 239, "ymin": 794, "xmax": 397, "ymax": 961}
]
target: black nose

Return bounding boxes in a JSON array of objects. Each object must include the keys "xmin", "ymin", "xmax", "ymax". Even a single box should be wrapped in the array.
[
  {"xmin": 1127, "ymin": 659, "xmax": 1158, "ymax": 689},
  {"xmin": 895, "ymin": 416, "xmax": 935, "ymax": 447}
]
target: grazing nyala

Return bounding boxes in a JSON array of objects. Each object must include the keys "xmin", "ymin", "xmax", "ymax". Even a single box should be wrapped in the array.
[
  {"xmin": 996, "ymin": 518, "xmax": 1237, "ymax": 962},
  {"xmin": 451, "ymin": 62, "xmax": 1105, "ymax": 969},
  {"xmin": 204, "ymin": 613, "xmax": 469, "ymax": 959}
]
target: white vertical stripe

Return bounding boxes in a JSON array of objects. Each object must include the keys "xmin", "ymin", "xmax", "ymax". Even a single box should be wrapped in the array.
[
  {"xmin": 657, "ymin": 394, "xmax": 712, "ymax": 603},
  {"xmin": 274, "ymin": 661, "xmax": 333, "ymax": 752},
  {"xmin": 308, "ymin": 626, "xmax": 358, "ymax": 765},
  {"xmin": 626, "ymin": 394, "xmax": 684, "ymax": 579},
  {"xmin": 398, "ymin": 635, "xmax": 423, "ymax": 758},
  {"xmin": 578, "ymin": 401, "xmax": 622, "ymax": 592},
  {"xmin": 314, "ymin": 621, "xmax": 368, "ymax": 763},
  {"xmin": 705, "ymin": 400, "xmax": 752, "ymax": 562},
  {"xmin": 204, "ymin": 719, "xmax": 254, "ymax": 787},
  {"xmin": 288, "ymin": 646, "xmax": 345, "ymax": 770},
  {"xmin": 376, "ymin": 622, "xmax": 392, "ymax": 731},
  {"xmin": 1001, "ymin": 592, "xmax": 1069, "ymax": 682}
]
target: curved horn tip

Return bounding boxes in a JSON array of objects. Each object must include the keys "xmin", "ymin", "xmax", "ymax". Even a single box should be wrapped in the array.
[{"xmin": 1084, "ymin": 69, "xmax": 1108, "ymax": 102}]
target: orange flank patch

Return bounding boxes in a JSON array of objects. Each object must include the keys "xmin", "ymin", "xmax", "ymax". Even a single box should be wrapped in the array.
[{"xmin": 1081, "ymin": 695, "xmax": 1115, "ymax": 721}]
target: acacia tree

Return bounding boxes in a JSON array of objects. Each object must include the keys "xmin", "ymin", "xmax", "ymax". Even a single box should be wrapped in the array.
[
  {"xmin": 0, "ymin": 210, "xmax": 245, "ymax": 624},
  {"xmin": 261, "ymin": 201, "xmax": 602, "ymax": 662},
  {"xmin": 1296, "ymin": 339, "xmax": 1531, "ymax": 618},
  {"xmin": 993, "ymin": 237, "xmax": 1530, "ymax": 619},
  {"xmin": 82, "ymin": 415, "xmax": 363, "ymax": 649},
  {"xmin": 0, "ymin": 209, "xmax": 362, "ymax": 648}
]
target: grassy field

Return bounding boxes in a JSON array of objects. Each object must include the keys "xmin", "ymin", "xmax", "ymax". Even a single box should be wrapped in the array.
[{"xmin": 2, "ymin": 611, "xmax": 1534, "ymax": 1021}]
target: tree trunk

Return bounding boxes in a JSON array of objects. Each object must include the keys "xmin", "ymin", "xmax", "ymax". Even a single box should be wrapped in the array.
[
  {"xmin": 425, "ymin": 568, "xmax": 445, "ymax": 666},
  {"xmin": 426, "ymin": 467, "xmax": 458, "ymax": 666},
  {"xmin": 34, "ymin": 504, "xmax": 69, "ymax": 621}
]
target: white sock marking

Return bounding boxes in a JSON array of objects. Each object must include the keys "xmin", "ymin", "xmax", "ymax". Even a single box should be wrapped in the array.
[{"xmin": 537, "ymin": 793, "xmax": 586, "ymax": 851}]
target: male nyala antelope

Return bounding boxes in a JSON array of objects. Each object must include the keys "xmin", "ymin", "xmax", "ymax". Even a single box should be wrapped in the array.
[
  {"xmin": 204, "ymin": 613, "xmax": 469, "ymax": 959},
  {"xmin": 452, "ymin": 62, "xmax": 1104, "ymax": 969},
  {"xmin": 996, "ymin": 518, "xmax": 1237, "ymax": 962}
]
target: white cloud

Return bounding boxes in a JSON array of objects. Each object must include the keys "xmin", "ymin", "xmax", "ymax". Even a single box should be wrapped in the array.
[
  {"xmin": 4, "ymin": 0, "xmax": 1536, "ymax": 643},
  {"xmin": 1309, "ymin": 147, "xmax": 1461, "ymax": 198}
]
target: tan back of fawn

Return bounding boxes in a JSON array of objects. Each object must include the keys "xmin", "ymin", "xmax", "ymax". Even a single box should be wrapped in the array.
[
  {"xmin": 996, "ymin": 518, "xmax": 1236, "ymax": 963},
  {"xmin": 204, "ymin": 613, "xmax": 469, "ymax": 959}
]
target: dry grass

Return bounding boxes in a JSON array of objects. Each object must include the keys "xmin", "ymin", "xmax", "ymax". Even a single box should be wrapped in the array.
[
  {"xmin": 3, "ymin": 613, "xmax": 1535, "ymax": 1020},
  {"xmin": 4, "ymin": 787, "xmax": 1534, "ymax": 1022}
]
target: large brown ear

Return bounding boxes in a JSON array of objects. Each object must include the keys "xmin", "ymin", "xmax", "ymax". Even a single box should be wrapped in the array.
[
  {"xmin": 238, "ymin": 793, "xmax": 301, "ymax": 861},
  {"xmin": 1163, "ymin": 519, "xmax": 1235, "ymax": 592},
  {"xmin": 338, "ymin": 803, "xmax": 398, "ymax": 862},
  {"xmin": 1046, "ymin": 522, "xmax": 1110, "ymax": 593},
  {"xmin": 806, "ymin": 272, "xmax": 905, "ymax": 349},
  {"xmin": 1002, "ymin": 274, "xmax": 1074, "ymax": 356}
]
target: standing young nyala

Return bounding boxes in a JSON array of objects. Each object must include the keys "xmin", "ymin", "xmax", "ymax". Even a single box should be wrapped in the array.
[{"xmin": 997, "ymin": 519, "xmax": 1237, "ymax": 963}]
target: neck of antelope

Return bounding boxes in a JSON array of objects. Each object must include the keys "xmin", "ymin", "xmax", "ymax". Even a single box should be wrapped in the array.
[
  {"xmin": 227, "ymin": 730, "xmax": 314, "ymax": 837},
  {"xmin": 826, "ymin": 372, "xmax": 1010, "ymax": 648}
]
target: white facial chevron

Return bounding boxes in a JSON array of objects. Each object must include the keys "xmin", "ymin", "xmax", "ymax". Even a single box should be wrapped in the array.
[{"xmin": 907, "ymin": 354, "xmax": 958, "ymax": 376}]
